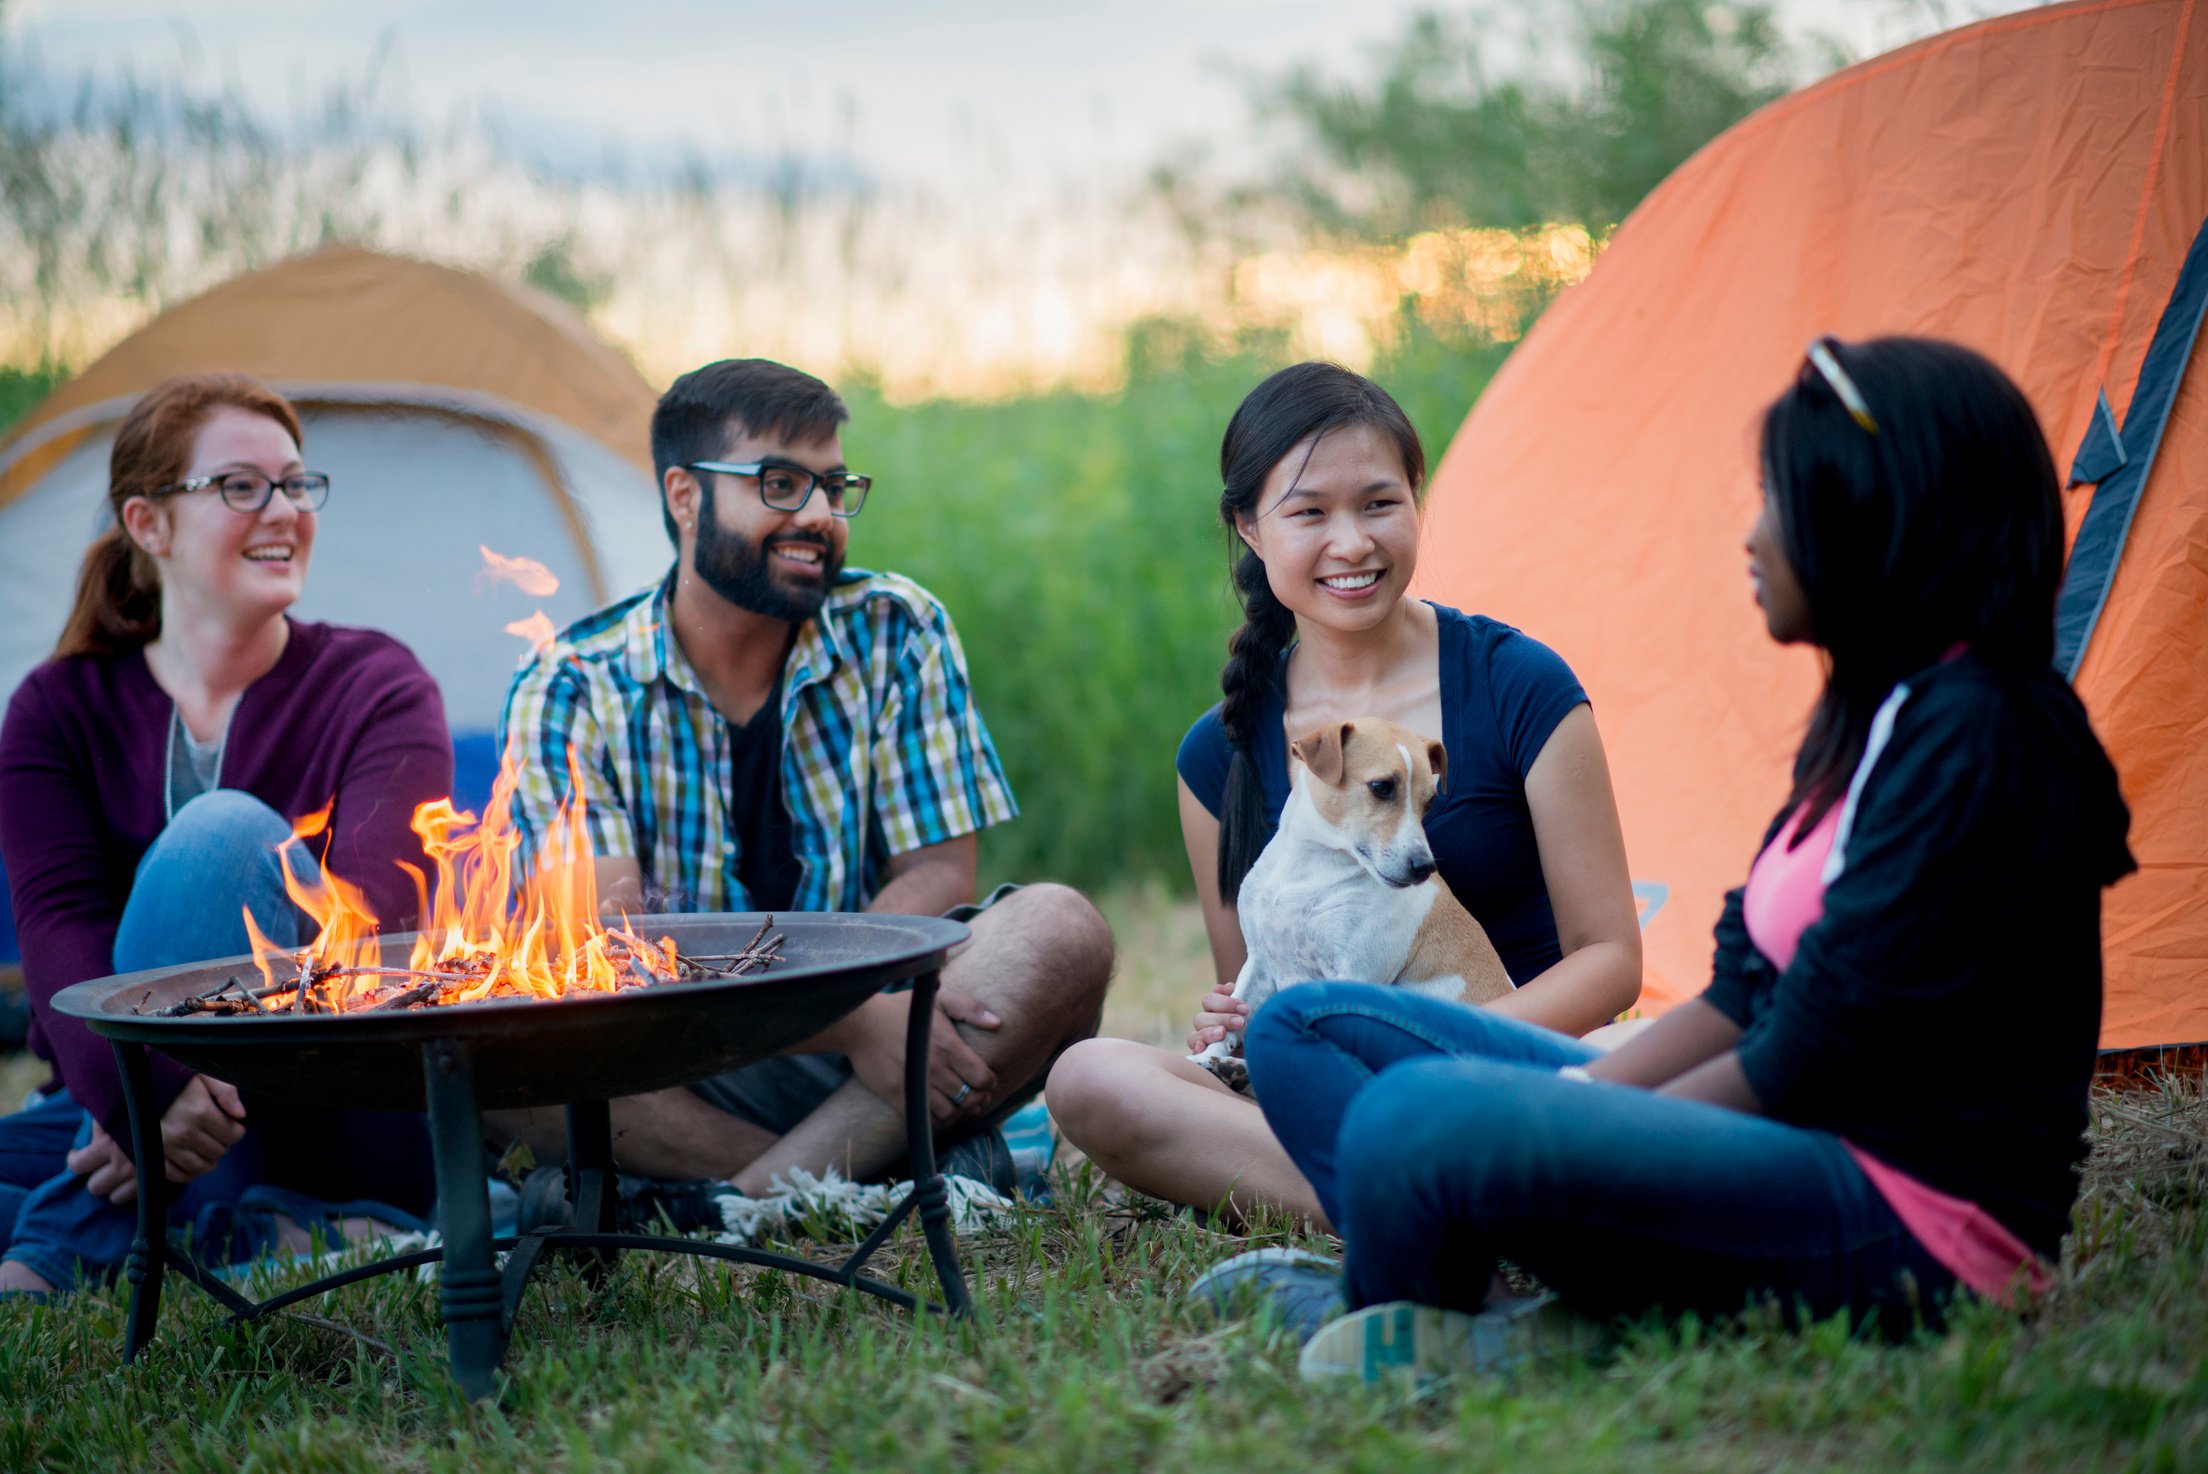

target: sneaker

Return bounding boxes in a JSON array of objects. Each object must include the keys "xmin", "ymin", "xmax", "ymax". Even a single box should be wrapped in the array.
[
  {"xmin": 619, "ymin": 1176, "xmax": 735, "ymax": 1235},
  {"xmin": 1188, "ymin": 1246, "xmax": 1344, "ymax": 1342},
  {"xmin": 936, "ymin": 1125, "xmax": 1018, "ymax": 1199},
  {"xmin": 1000, "ymin": 1100, "xmax": 1056, "ymax": 1177},
  {"xmin": 515, "ymin": 1166, "xmax": 735, "ymax": 1236},
  {"xmin": 1297, "ymin": 1292, "xmax": 1603, "ymax": 1384}
]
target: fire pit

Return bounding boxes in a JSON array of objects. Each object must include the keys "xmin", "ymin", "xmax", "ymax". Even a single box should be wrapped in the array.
[{"xmin": 50, "ymin": 911, "xmax": 974, "ymax": 1400}]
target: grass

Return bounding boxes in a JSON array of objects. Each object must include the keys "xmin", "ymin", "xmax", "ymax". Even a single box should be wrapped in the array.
[
  {"xmin": 0, "ymin": 1075, "xmax": 2199, "ymax": 1471},
  {"xmin": 1, "ymin": 897, "xmax": 2203, "ymax": 1472}
]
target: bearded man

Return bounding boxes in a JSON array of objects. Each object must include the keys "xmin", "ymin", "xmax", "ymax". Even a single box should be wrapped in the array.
[{"xmin": 493, "ymin": 358, "xmax": 1111, "ymax": 1214}]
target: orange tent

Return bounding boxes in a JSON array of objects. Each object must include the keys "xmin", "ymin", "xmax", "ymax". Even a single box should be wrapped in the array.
[{"xmin": 1416, "ymin": 0, "xmax": 2206, "ymax": 1049}]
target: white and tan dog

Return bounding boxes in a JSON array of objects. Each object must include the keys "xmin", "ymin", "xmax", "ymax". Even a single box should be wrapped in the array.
[{"xmin": 1192, "ymin": 717, "xmax": 1513, "ymax": 1090}]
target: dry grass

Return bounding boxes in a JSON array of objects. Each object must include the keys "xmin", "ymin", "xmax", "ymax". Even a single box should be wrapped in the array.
[
  {"xmin": 1092, "ymin": 880, "xmax": 1219, "ymax": 1050},
  {"xmin": 2, "ymin": 896, "xmax": 2202, "ymax": 1471}
]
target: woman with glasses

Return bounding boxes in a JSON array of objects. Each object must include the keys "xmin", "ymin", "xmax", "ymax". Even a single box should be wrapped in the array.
[
  {"xmin": 0, "ymin": 374, "xmax": 450, "ymax": 1299},
  {"xmin": 1208, "ymin": 337, "xmax": 2134, "ymax": 1383}
]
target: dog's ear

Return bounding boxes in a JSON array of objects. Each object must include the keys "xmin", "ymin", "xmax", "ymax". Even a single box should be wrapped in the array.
[
  {"xmin": 1426, "ymin": 740, "xmax": 1448, "ymax": 794},
  {"xmin": 1291, "ymin": 721, "xmax": 1352, "ymax": 786}
]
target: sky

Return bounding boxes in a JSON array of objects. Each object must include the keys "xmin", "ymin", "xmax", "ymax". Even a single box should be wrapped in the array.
[
  {"xmin": 3, "ymin": 0, "xmax": 2049, "ymax": 396},
  {"xmin": 10, "ymin": 1, "xmax": 2043, "ymax": 197}
]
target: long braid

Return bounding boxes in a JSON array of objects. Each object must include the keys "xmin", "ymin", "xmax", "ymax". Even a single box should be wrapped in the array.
[
  {"xmin": 1216, "ymin": 548, "xmax": 1296, "ymax": 902},
  {"xmin": 1208, "ymin": 360, "xmax": 1425, "ymax": 904}
]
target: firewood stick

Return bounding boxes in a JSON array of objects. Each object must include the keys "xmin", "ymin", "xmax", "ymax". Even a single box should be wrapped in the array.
[
  {"xmin": 370, "ymin": 980, "xmax": 442, "ymax": 1011},
  {"xmin": 157, "ymin": 978, "xmax": 299, "ymax": 1017}
]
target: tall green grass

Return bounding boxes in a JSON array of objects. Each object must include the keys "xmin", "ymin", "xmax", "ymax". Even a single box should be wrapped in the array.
[
  {"xmin": 847, "ymin": 321, "xmax": 1515, "ymax": 892},
  {"xmin": 0, "ymin": 323, "xmax": 1509, "ymax": 894}
]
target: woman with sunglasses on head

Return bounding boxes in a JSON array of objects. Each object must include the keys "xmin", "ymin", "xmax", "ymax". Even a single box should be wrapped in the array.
[
  {"xmin": 0, "ymin": 375, "xmax": 451, "ymax": 1299},
  {"xmin": 1209, "ymin": 337, "xmax": 2134, "ymax": 1382},
  {"xmin": 1047, "ymin": 361, "xmax": 1643, "ymax": 1226}
]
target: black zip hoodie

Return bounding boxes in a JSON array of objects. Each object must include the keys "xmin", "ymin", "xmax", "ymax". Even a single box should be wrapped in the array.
[{"xmin": 1701, "ymin": 653, "xmax": 2134, "ymax": 1260}]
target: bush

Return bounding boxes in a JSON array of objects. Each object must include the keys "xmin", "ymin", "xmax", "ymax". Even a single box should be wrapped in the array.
[{"xmin": 849, "ymin": 318, "xmax": 1513, "ymax": 892}]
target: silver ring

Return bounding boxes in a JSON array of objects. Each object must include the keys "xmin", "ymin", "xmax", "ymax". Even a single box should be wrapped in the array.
[{"xmin": 952, "ymin": 1082, "xmax": 973, "ymax": 1107}]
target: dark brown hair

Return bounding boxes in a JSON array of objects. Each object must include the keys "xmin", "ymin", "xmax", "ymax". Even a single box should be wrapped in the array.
[
  {"xmin": 1760, "ymin": 336, "xmax": 2063, "ymax": 833},
  {"xmin": 54, "ymin": 374, "xmax": 305, "ymax": 660},
  {"xmin": 649, "ymin": 358, "xmax": 849, "ymax": 545},
  {"xmin": 1214, "ymin": 362, "xmax": 1426, "ymax": 902}
]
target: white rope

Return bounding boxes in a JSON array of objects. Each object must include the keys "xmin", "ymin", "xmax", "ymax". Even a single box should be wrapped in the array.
[{"xmin": 711, "ymin": 1167, "xmax": 1012, "ymax": 1246}]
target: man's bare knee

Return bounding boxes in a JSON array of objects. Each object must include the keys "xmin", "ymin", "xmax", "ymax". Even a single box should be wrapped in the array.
[
  {"xmin": 1022, "ymin": 882, "xmax": 1116, "ymax": 976},
  {"xmin": 965, "ymin": 883, "xmax": 1113, "ymax": 1021}
]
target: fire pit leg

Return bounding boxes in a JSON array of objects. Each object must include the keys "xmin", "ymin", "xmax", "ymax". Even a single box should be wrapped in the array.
[
  {"xmin": 422, "ymin": 1038, "xmax": 505, "ymax": 1401},
  {"xmin": 565, "ymin": 1101, "xmax": 618, "ymax": 1235},
  {"xmin": 112, "ymin": 1040, "xmax": 168, "ymax": 1363},
  {"xmin": 902, "ymin": 969, "xmax": 972, "ymax": 1317}
]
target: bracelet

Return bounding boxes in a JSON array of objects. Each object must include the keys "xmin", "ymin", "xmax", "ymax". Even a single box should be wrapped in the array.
[{"xmin": 1556, "ymin": 1065, "xmax": 1594, "ymax": 1083}]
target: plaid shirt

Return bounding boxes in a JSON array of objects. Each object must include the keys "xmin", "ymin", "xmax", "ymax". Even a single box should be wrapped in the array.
[{"xmin": 497, "ymin": 568, "xmax": 1017, "ymax": 913}]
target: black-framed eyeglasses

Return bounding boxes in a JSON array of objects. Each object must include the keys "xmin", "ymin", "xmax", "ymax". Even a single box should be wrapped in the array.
[
  {"xmin": 151, "ymin": 470, "xmax": 332, "ymax": 513},
  {"xmin": 686, "ymin": 459, "xmax": 871, "ymax": 517},
  {"xmin": 1802, "ymin": 337, "xmax": 1879, "ymax": 435}
]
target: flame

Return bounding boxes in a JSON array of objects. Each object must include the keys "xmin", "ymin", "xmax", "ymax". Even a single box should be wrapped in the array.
[
  {"xmin": 477, "ymin": 545, "xmax": 560, "ymax": 597},
  {"xmin": 248, "ymin": 750, "xmax": 683, "ymax": 1012},
  {"xmin": 506, "ymin": 612, "xmax": 556, "ymax": 650}
]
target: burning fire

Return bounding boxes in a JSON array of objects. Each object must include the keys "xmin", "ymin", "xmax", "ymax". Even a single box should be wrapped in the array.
[
  {"xmin": 476, "ymin": 545, "xmax": 560, "ymax": 597},
  {"xmin": 504, "ymin": 612, "xmax": 557, "ymax": 650},
  {"xmin": 481, "ymin": 545, "xmax": 560, "ymax": 653},
  {"xmin": 243, "ymin": 755, "xmax": 687, "ymax": 1013}
]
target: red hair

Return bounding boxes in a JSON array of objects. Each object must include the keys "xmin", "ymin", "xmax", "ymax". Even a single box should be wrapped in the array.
[{"xmin": 54, "ymin": 374, "xmax": 305, "ymax": 660}]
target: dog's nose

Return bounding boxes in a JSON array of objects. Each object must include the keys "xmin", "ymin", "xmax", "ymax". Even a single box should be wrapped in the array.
[{"xmin": 1406, "ymin": 857, "xmax": 1436, "ymax": 885}]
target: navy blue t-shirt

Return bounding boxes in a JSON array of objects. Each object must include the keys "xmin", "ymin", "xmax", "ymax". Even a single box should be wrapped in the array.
[{"xmin": 1176, "ymin": 604, "xmax": 1588, "ymax": 983}]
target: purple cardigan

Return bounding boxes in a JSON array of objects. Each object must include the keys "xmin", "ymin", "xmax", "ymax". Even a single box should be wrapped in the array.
[{"xmin": 0, "ymin": 620, "xmax": 453, "ymax": 1137}]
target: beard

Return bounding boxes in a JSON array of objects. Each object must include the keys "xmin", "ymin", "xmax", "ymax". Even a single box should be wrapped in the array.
[{"xmin": 691, "ymin": 491, "xmax": 842, "ymax": 624}]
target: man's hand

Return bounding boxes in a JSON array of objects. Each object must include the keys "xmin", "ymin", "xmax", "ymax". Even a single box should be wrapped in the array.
[
  {"xmin": 162, "ymin": 1075, "xmax": 248, "ymax": 1181},
  {"xmin": 592, "ymin": 856, "xmax": 647, "ymax": 918},
  {"xmin": 840, "ymin": 989, "xmax": 1001, "ymax": 1126},
  {"xmin": 66, "ymin": 1121, "xmax": 139, "ymax": 1206},
  {"xmin": 1186, "ymin": 987, "xmax": 1249, "ymax": 1054}
]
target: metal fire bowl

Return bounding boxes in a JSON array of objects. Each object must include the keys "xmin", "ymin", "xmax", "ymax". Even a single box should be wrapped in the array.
[{"xmin": 48, "ymin": 913, "xmax": 968, "ymax": 1112}]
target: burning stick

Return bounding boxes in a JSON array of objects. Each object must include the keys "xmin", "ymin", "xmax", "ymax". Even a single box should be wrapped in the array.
[
  {"xmin": 371, "ymin": 980, "xmax": 443, "ymax": 1011},
  {"xmin": 152, "ymin": 977, "xmax": 297, "ymax": 1017}
]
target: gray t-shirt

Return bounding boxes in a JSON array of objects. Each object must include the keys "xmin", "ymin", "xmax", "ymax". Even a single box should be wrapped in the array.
[{"xmin": 166, "ymin": 708, "xmax": 229, "ymax": 817}]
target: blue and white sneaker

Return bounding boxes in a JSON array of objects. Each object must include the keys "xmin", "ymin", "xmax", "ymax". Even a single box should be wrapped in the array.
[
  {"xmin": 1001, "ymin": 1099, "xmax": 1056, "ymax": 1176},
  {"xmin": 1188, "ymin": 1246, "xmax": 1344, "ymax": 1342},
  {"xmin": 1296, "ymin": 1292, "xmax": 1603, "ymax": 1383}
]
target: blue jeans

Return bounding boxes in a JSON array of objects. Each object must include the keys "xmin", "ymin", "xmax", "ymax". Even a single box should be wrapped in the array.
[
  {"xmin": 0, "ymin": 791, "xmax": 434, "ymax": 1289},
  {"xmin": 1246, "ymin": 983, "xmax": 1958, "ymax": 1336}
]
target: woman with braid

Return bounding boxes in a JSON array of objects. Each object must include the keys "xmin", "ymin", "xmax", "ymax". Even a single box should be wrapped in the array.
[{"xmin": 1048, "ymin": 362, "xmax": 1641, "ymax": 1224}]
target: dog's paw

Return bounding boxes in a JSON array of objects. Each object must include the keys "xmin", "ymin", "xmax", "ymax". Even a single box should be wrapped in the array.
[{"xmin": 1202, "ymin": 1053, "xmax": 1252, "ymax": 1095}]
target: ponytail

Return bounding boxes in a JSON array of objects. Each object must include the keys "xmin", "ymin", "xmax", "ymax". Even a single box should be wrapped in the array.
[
  {"xmin": 54, "ymin": 528, "xmax": 163, "ymax": 659},
  {"xmin": 1211, "ymin": 361, "xmax": 1424, "ymax": 903}
]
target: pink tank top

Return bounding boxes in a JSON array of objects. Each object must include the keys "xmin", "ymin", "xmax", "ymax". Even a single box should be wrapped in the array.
[{"xmin": 1743, "ymin": 795, "xmax": 2051, "ymax": 1306}]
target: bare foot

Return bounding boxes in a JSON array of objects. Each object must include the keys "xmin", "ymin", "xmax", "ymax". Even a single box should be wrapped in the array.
[{"xmin": 0, "ymin": 1258, "xmax": 57, "ymax": 1296}]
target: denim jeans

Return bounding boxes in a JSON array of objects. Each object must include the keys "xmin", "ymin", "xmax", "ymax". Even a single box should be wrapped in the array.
[
  {"xmin": 0, "ymin": 791, "xmax": 434, "ymax": 1289},
  {"xmin": 1245, "ymin": 983, "xmax": 1958, "ymax": 1336}
]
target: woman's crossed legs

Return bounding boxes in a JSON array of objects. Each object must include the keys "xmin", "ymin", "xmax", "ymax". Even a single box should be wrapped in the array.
[{"xmin": 1246, "ymin": 983, "xmax": 1956, "ymax": 1337}]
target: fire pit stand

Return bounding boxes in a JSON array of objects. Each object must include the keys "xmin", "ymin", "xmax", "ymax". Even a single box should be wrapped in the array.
[{"xmin": 56, "ymin": 913, "xmax": 977, "ymax": 1401}]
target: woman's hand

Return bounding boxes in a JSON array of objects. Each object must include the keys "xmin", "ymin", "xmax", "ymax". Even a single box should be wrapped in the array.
[
  {"xmin": 66, "ymin": 1121, "xmax": 140, "ymax": 1205},
  {"xmin": 1186, "ymin": 987, "xmax": 1250, "ymax": 1054},
  {"xmin": 160, "ymin": 1075, "xmax": 248, "ymax": 1182}
]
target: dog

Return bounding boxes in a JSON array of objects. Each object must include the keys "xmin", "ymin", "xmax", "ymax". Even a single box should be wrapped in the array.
[{"xmin": 1191, "ymin": 717, "xmax": 1513, "ymax": 1091}]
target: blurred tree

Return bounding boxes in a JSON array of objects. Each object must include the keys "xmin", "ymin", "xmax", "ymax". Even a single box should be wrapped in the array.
[
  {"xmin": 522, "ymin": 234, "xmax": 613, "ymax": 314},
  {"xmin": 1254, "ymin": 0, "xmax": 1808, "ymax": 239}
]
